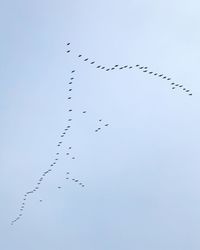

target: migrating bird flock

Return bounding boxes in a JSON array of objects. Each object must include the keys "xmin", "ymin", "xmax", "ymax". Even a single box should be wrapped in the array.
[{"xmin": 11, "ymin": 42, "xmax": 193, "ymax": 226}]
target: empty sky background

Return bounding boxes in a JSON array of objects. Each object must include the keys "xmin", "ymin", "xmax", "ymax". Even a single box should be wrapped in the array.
[{"xmin": 1, "ymin": 0, "xmax": 200, "ymax": 249}]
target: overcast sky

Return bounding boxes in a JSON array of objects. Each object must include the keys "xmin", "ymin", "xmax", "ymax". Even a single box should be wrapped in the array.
[{"xmin": 1, "ymin": 0, "xmax": 200, "ymax": 249}]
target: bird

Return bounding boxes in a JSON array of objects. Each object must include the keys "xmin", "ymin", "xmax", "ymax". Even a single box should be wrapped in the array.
[
  {"xmin": 78, "ymin": 54, "xmax": 82, "ymax": 57},
  {"xmin": 66, "ymin": 172, "xmax": 70, "ymax": 174},
  {"xmin": 68, "ymin": 97, "xmax": 72, "ymax": 99},
  {"xmin": 129, "ymin": 66, "xmax": 133, "ymax": 69},
  {"xmin": 57, "ymin": 187, "xmax": 61, "ymax": 189},
  {"xmin": 163, "ymin": 76, "xmax": 167, "ymax": 79},
  {"xmin": 72, "ymin": 157, "xmax": 75, "ymax": 159},
  {"xmin": 186, "ymin": 90, "xmax": 190, "ymax": 92},
  {"xmin": 149, "ymin": 72, "xmax": 153, "ymax": 74},
  {"xmin": 82, "ymin": 111, "xmax": 87, "ymax": 113},
  {"xmin": 95, "ymin": 130, "xmax": 98, "ymax": 132},
  {"xmin": 135, "ymin": 64, "xmax": 139, "ymax": 67},
  {"xmin": 67, "ymin": 43, "xmax": 70, "ymax": 46},
  {"xmin": 111, "ymin": 68, "xmax": 115, "ymax": 70},
  {"xmin": 154, "ymin": 73, "xmax": 158, "ymax": 76},
  {"xmin": 40, "ymin": 200, "xmax": 42, "ymax": 202},
  {"xmin": 179, "ymin": 85, "xmax": 183, "ymax": 87},
  {"xmin": 101, "ymin": 67, "xmax": 105, "ymax": 69},
  {"xmin": 172, "ymin": 87, "xmax": 175, "ymax": 89},
  {"xmin": 66, "ymin": 153, "xmax": 69, "ymax": 155},
  {"xmin": 115, "ymin": 65, "xmax": 119, "ymax": 67},
  {"xmin": 144, "ymin": 67, "xmax": 148, "ymax": 69},
  {"xmin": 175, "ymin": 84, "xmax": 179, "ymax": 86},
  {"xmin": 106, "ymin": 69, "xmax": 110, "ymax": 71},
  {"xmin": 124, "ymin": 65, "xmax": 128, "ymax": 68},
  {"xmin": 167, "ymin": 78, "xmax": 171, "ymax": 80},
  {"xmin": 68, "ymin": 119, "xmax": 72, "ymax": 121},
  {"xmin": 119, "ymin": 67, "xmax": 123, "ymax": 70},
  {"xmin": 69, "ymin": 109, "xmax": 72, "ymax": 112},
  {"xmin": 158, "ymin": 74, "xmax": 163, "ymax": 77},
  {"xmin": 91, "ymin": 61, "xmax": 95, "ymax": 64},
  {"xmin": 139, "ymin": 67, "xmax": 143, "ymax": 69},
  {"xmin": 70, "ymin": 77, "xmax": 74, "ymax": 80},
  {"xmin": 69, "ymin": 89, "xmax": 72, "ymax": 91},
  {"xmin": 69, "ymin": 147, "xmax": 72, "ymax": 149},
  {"xmin": 84, "ymin": 58, "xmax": 88, "ymax": 61},
  {"xmin": 71, "ymin": 70, "xmax": 75, "ymax": 73},
  {"xmin": 67, "ymin": 125, "xmax": 71, "ymax": 128},
  {"xmin": 171, "ymin": 83, "xmax": 175, "ymax": 85},
  {"xmin": 56, "ymin": 153, "xmax": 59, "ymax": 155},
  {"xmin": 67, "ymin": 50, "xmax": 70, "ymax": 53},
  {"xmin": 97, "ymin": 65, "xmax": 101, "ymax": 68},
  {"xmin": 105, "ymin": 124, "xmax": 109, "ymax": 126},
  {"xmin": 189, "ymin": 93, "xmax": 192, "ymax": 96},
  {"xmin": 99, "ymin": 119, "xmax": 102, "ymax": 122},
  {"xmin": 143, "ymin": 70, "xmax": 148, "ymax": 72},
  {"xmin": 68, "ymin": 82, "xmax": 72, "ymax": 84}
]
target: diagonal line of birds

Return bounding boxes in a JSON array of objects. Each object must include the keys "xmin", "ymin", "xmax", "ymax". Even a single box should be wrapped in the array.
[
  {"xmin": 11, "ymin": 41, "xmax": 193, "ymax": 226},
  {"xmin": 67, "ymin": 42, "xmax": 192, "ymax": 96},
  {"xmin": 11, "ymin": 53, "xmax": 110, "ymax": 225}
]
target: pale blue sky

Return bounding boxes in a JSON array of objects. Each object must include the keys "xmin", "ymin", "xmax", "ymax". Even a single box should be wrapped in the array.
[{"xmin": 1, "ymin": 0, "xmax": 200, "ymax": 249}]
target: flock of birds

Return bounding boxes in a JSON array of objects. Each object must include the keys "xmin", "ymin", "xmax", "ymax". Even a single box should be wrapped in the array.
[
  {"xmin": 67, "ymin": 43, "xmax": 192, "ymax": 96},
  {"xmin": 11, "ymin": 42, "xmax": 192, "ymax": 226}
]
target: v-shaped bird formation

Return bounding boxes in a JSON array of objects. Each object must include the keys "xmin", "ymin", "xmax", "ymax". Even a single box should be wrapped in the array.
[{"xmin": 11, "ymin": 42, "xmax": 192, "ymax": 226}]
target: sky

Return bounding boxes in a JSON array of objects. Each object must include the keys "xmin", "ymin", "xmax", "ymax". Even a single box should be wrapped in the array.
[{"xmin": 1, "ymin": 0, "xmax": 200, "ymax": 249}]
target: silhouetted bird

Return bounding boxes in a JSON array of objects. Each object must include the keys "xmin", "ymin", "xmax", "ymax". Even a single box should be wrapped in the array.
[
  {"xmin": 154, "ymin": 73, "xmax": 158, "ymax": 75},
  {"xmin": 68, "ymin": 119, "xmax": 72, "ymax": 121},
  {"xmin": 70, "ymin": 77, "xmax": 74, "ymax": 80},
  {"xmin": 129, "ymin": 66, "xmax": 133, "ymax": 69},
  {"xmin": 58, "ymin": 187, "xmax": 61, "ymax": 189},
  {"xmin": 67, "ymin": 50, "xmax": 70, "ymax": 53},
  {"xmin": 115, "ymin": 65, "xmax": 119, "ymax": 67},
  {"xmin": 84, "ymin": 58, "xmax": 88, "ymax": 61},
  {"xmin": 111, "ymin": 68, "xmax": 115, "ymax": 70},
  {"xmin": 71, "ymin": 70, "xmax": 75, "ymax": 73},
  {"xmin": 139, "ymin": 67, "xmax": 143, "ymax": 69},
  {"xmin": 67, "ymin": 43, "xmax": 70, "ymax": 46},
  {"xmin": 149, "ymin": 72, "xmax": 153, "ymax": 74},
  {"xmin": 163, "ymin": 76, "xmax": 167, "ymax": 79},
  {"xmin": 68, "ymin": 97, "xmax": 72, "ymax": 99},
  {"xmin": 179, "ymin": 85, "xmax": 183, "ymax": 87},
  {"xmin": 91, "ymin": 61, "xmax": 95, "ymax": 64},
  {"xmin": 106, "ymin": 69, "xmax": 110, "ymax": 71},
  {"xmin": 186, "ymin": 90, "xmax": 190, "ymax": 92},
  {"xmin": 82, "ymin": 111, "xmax": 87, "ymax": 113},
  {"xmin": 97, "ymin": 65, "xmax": 101, "ymax": 68},
  {"xmin": 40, "ymin": 200, "xmax": 42, "ymax": 202},
  {"xmin": 143, "ymin": 70, "xmax": 147, "ymax": 72},
  {"xmin": 105, "ymin": 124, "xmax": 109, "ymax": 126},
  {"xmin": 68, "ymin": 82, "xmax": 72, "ymax": 84},
  {"xmin": 78, "ymin": 55, "xmax": 82, "ymax": 57},
  {"xmin": 99, "ymin": 119, "xmax": 102, "ymax": 122},
  {"xmin": 101, "ymin": 67, "xmax": 105, "ymax": 69},
  {"xmin": 119, "ymin": 67, "xmax": 123, "ymax": 69},
  {"xmin": 189, "ymin": 93, "xmax": 192, "ymax": 96},
  {"xmin": 158, "ymin": 74, "xmax": 163, "ymax": 77},
  {"xmin": 167, "ymin": 78, "xmax": 171, "ymax": 80},
  {"xmin": 69, "ymin": 89, "xmax": 72, "ymax": 91},
  {"xmin": 172, "ymin": 87, "xmax": 175, "ymax": 89},
  {"xmin": 69, "ymin": 109, "xmax": 72, "ymax": 112},
  {"xmin": 72, "ymin": 157, "xmax": 75, "ymax": 159},
  {"xmin": 144, "ymin": 67, "xmax": 148, "ymax": 69},
  {"xmin": 171, "ymin": 83, "xmax": 175, "ymax": 85},
  {"xmin": 136, "ymin": 65, "xmax": 139, "ymax": 67}
]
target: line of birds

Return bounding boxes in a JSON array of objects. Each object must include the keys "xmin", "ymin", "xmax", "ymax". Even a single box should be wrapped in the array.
[
  {"xmin": 11, "ymin": 60, "xmax": 110, "ymax": 225},
  {"xmin": 66, "ymin": 42, "xmax": 192, "ymax": 96}
]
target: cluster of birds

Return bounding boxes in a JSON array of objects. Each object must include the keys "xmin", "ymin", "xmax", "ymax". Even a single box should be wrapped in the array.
[
  {"xmin": 66, "ymin": 43, "xmax": 192, "ymax": 96},
  {"xmin": 11, "ymin": 50, "xmax": 110, "ymax": 225},
  {"xmin": 12, "ymin": 41, "xmax": 192, "ymax": 225}
]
